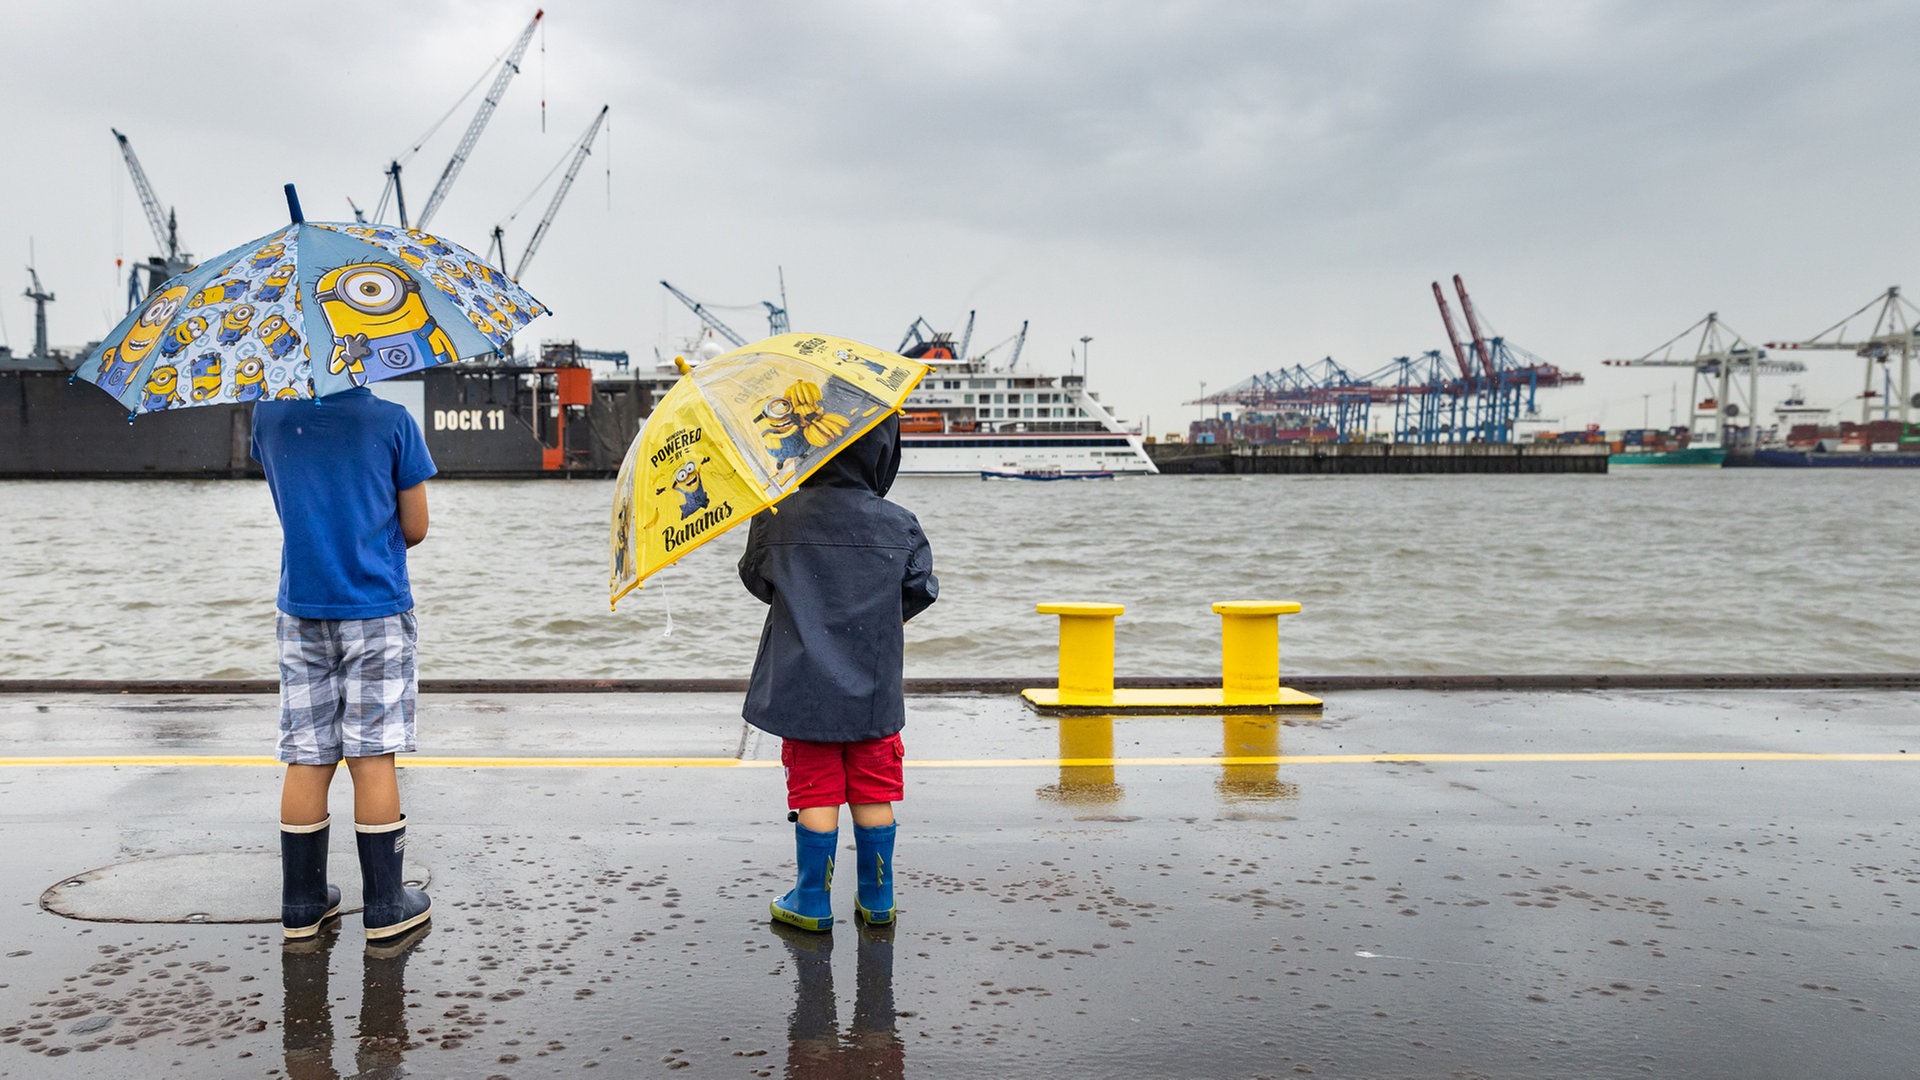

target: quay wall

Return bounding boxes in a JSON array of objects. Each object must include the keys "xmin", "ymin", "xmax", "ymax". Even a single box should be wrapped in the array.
[{"xmin": 1148, "ymin": 441, "xmax": 1608, "ymax": 475}]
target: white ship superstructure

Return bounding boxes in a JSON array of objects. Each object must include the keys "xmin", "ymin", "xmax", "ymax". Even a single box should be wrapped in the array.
[{"xmin": 895, "ymin": 332, "xmax": 1158, "ymax": 476}]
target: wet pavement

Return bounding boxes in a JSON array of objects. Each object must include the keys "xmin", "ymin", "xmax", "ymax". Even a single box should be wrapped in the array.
[{"xmin": 1, "ymin": 688, "xmax": 1918, "ymax": 1078}]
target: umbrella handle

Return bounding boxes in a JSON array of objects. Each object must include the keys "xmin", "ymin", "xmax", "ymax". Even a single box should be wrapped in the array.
[{"xmin": 284, "ymin": 183, "xmax": 304, "ymax": 225}]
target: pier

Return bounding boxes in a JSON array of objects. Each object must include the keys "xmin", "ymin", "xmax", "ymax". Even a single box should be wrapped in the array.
[
  {"xmin": 1149, "ymin": 440, "xmax": 1609, "ymax": 474},
  {"xmin": 2, "ymin": 675, "xmax": 1916, "ymax": 1076}
]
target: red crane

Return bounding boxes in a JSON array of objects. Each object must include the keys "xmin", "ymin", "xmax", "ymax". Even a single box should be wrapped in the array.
[
  {"xmin": 1431, "ymin": 281, "xmax": 1474, "ymax": 380},
  {"xmin": 1453, "ymin": 274, "xmax": 1498, "ymax": 380}
]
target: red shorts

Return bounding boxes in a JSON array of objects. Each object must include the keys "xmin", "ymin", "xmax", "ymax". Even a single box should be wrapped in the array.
[{"xmin": 781, "ymin": 734, "xmax": 905, "ymax": 810}]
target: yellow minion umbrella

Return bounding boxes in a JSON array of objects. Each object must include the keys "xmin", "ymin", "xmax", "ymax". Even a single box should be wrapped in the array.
[{"xmin": 609, "ymin": 333, "xmax": 930, "ymax": 608}]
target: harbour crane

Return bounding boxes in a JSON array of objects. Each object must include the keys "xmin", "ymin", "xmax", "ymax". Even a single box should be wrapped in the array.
[
  {"xmin": 659, "ymin": 276, "xmax": 793, "ymax": 349},
  {"xmin": 1605, "ymin": 312, "xmax": 1803, "ymax": 451},
  {"xmin": 111, "ymin": 128, "xmax": 192, "ymax": 308},
  {"xmin": 1192, "ymin": 276, "xmax": 1583, "ymax": 444},
  {"xmin": 660, "ymin": 281, "xmax": 747, "ymax": 348},
  {"xmin": 511, "ymin": 105, "xmax": 608, "ymax": 281},
  {"xmin": 484, "ymin": 105, "xmax": 606, "ymax": 363},
  {"xmin": 762, "ymin": 268, "xmax": 790, "ymax": 336},
  {"xmin": 898, "ymin": 311, "xmax": 974, "ymax": 362},
  {"xmin": 379, "ymin": 9, "xmax": 543, "ymax": 229},
  {"xmin": 1431, "ymin": 282, "xmax": 1475, "ymax": 380},
  {"xmin": 1765, "ymin": 286, "xmax": 1920, "ymax": 429},
  {"xmin": 23, "ymin": 256, "xmax": 53, "ymax": 360},
  {"xmin": 1449, "ymin": 275, "xmax": 1499, "ymax": 382},
  {"xmin": 976, "ymin": 320, "xmax": 1029, "ymax": 371}
]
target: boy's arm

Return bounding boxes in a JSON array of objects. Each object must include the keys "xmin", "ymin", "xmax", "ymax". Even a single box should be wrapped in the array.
[
  {"xmin": 398, "ymin": 482, "xmax": 429, "ymax": 547},
  {"xmin": 393, "ymin": 410, "xmax": 437, "ymax": 550},
  {"xmin": 902, "ymin": 526, "xmax": 938, "ymax": 622}
]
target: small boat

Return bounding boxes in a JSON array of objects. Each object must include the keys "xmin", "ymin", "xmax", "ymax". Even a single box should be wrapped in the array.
[{"xmin": 979, "ymin": 464, "xmax": 1115, "ymax": 481}]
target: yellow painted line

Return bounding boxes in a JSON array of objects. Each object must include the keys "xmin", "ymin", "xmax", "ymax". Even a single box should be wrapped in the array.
[{"xmin": 0, "ymin": 751, "xmax": 1914, "ymax": 769}]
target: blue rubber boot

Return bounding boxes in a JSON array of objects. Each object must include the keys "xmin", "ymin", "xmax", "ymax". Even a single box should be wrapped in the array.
[
  {"xmin": 281, "ymin": 817, "xmax": 342, "ymax": 940},
  {"xmin": 356, "ymin": 817, "xmax": 432, "ymax": 941},
  {"xmin": 853, "ymin": 822, "xmax": 897, "ymax": 926},
  {"xmin": 770, "ymin": 823, "xmax": 837, "ymax": 932}
]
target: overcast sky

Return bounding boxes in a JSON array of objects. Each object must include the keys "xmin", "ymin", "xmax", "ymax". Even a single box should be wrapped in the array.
[{"xmin": 4, "ymin": 0, "xmax": 1917, "ymax": 434}]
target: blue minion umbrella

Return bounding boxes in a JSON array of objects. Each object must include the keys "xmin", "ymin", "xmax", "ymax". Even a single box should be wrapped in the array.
[{"xmin": 70, "ymin": 185, "xmax": 548, "ymax": 416}]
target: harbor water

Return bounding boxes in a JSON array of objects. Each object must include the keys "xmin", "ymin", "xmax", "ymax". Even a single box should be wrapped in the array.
[{"xmin": 2, "ymin": 469, "xmax": 1915, "ymax": 681}]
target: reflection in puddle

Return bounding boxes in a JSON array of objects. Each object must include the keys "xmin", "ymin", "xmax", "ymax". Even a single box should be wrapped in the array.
[
  {"xmin": 1218, "ymin": 715, "xmax": 1299, "ymax": 803},
  {"xmin": 282, "ymin": 928, "xmax": 338, "ymax": 1080},
  {"xmin": 1037, "ymin": 716, "xmax": 1123, "ymax": 804},
  {"xmin": 774, "ymin": 922, "xmax": 903, "ymax": 1078},
  {"xmin": 281, "ymin": 924, "xmax": 428, "ymax": 1079},
  {"xmin": 1036, "ymin": 716, "xmax": 1300, "ymax": 805}
]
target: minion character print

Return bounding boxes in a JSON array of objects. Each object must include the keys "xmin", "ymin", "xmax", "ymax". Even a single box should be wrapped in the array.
[
  {"xmin": 656, "ymin": 456, "xmax": 712, "ymax": 518},
  {"xmin": 256, "ymin": 313, "xmax": 301, "ymax": 361},
  {"xmin": 158, "ymin": 314, "xmax": 210, "ymax": 361},
  {"xmin": 256, "ymin": 264, "xmax": 296, "ymax": 303},
  {"xmin": 757, "ymin": 379, "xmax": 851, "ymax": 479},
  {"xmin": 216, "ymin": 303, "xmax": 256, "ymax": 345},
  {"xmin": 141, "ymin": 364, "xmax": 184, "ymax": 412},
  {"xmin": 93, "ymin": 346, "xmax": 140, "ymax": 398},
  {"xmin": 230, "ymin": 354, "xmax": 267, "ymax": 402},
  {"xmin": 188, "ymin": 353, "xmax": 223, "ymax": 402},
  {"xmin": 92, "ymin": 283, "xmax": 189, "ymax": 401},
  {"xmin": 314, "ymin": 262, "xmax": 456, "ymax": 385}
]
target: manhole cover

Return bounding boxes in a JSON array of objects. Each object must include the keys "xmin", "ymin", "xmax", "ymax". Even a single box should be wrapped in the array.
[{"xmin": 41, "ymin": 851, "xmax": 433, "ymax": 924}]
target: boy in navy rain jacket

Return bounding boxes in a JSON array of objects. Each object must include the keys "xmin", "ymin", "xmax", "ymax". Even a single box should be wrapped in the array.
[{"xmin": 739, "ymin": 413, "xmax": 938, "ymax": 930}]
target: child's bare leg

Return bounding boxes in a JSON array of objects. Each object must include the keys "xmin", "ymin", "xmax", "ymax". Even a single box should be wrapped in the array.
[
  {"xmin": 796, "ymin": 806, "xmax": 840, "ymax": 831},
  {"xmin": 281, "ymin": 764, "xmax": 339, "ymax": 825},
  {"xmin": 849, "ymin": 802, "xmax": 894, "ymax": 828},
  {"xmin": 344, "ymin": 754, "xmax": 402, "ymax": 825}
]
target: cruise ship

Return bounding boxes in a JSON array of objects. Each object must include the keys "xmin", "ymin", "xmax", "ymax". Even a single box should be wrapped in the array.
[{"xmin": 892, "ymin": 331, "xmax": 1158, "ymax": 476}]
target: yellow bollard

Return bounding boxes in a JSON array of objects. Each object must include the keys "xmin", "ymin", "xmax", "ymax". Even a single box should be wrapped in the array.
[
  {"xmin": 1034, "ymin": 602, "xmax": 1124, "ymax": 706},
  {"xmin": 1022, "ymin": 599, "xmax": 1319, "ymax": 713},
  {"xmin": 1213, "ymin": 600, "xmax": 1301, "ymax": 705}
]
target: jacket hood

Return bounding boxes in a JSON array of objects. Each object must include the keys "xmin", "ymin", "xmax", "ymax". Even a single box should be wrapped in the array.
[{"xmin": 803, "ymin": 412, "xmax": 901, "ymax": 496}]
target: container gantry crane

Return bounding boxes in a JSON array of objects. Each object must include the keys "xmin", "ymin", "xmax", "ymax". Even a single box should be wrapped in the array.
[
  {"xmin": 1431, "ymin": 275, "xmax": 1583, "ymax": 443},
  {"xmin": 1765, "ymin": 286, "xmax": 1920, "ymax": 429},
  {"xmin": 1604, "ymin": 312, "xmax": 1803, "ymax": 451},
  {"xmin": 379, "ymin": 8, "xmax": 543, "ymax": 230},
  {"xmin": 1190, "ymin": 276, "xmax": 1583, "ymax": 444},
  {"xmin": 111, "ymin": 128, "xmax": 192, "ymax": 308}
]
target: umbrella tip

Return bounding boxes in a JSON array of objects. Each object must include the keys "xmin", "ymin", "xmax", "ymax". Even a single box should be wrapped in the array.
[
  {"xmin": 673, "ymin": 355, "xmax": 691, "ymax": 375},
  {"xmin": 283, "ymin": 183, "xmax": 304, "ymax": 224}
]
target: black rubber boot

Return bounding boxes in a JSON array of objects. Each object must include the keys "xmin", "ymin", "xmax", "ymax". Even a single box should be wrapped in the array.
[
  {"xmin": 281, "ymin": 817, "xmax": 342, "ymax": 940},
  {"xmin": 355, "ymin": 816, "xmax": 432, "ymax": 941}
]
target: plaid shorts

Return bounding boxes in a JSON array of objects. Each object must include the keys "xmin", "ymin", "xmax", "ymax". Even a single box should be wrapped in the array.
[{"xmin": 276, "ymin": 612, "xmax": 419, "ymax": 765}]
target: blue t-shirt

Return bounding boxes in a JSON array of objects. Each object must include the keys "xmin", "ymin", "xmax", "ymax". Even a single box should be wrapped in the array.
[{"xmin": 250, "ymin": 388, "xmax": 437, "ymax": 619}]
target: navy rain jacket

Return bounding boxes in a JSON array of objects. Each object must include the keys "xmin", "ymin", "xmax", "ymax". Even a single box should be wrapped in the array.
[{"xmin": 738, "ymin": 414, "xmax": 938, "ymax": 742}]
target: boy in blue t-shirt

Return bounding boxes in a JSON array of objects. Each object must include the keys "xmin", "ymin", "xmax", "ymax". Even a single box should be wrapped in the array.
[{"xmin": 252, "ymin": 387, "xmax": 436, "ymax": 944}]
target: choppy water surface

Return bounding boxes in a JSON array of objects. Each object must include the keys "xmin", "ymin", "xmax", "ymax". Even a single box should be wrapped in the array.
[{"xmin": 1, "ymin": 470, "xmax": 1914, "ymax": 679}]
